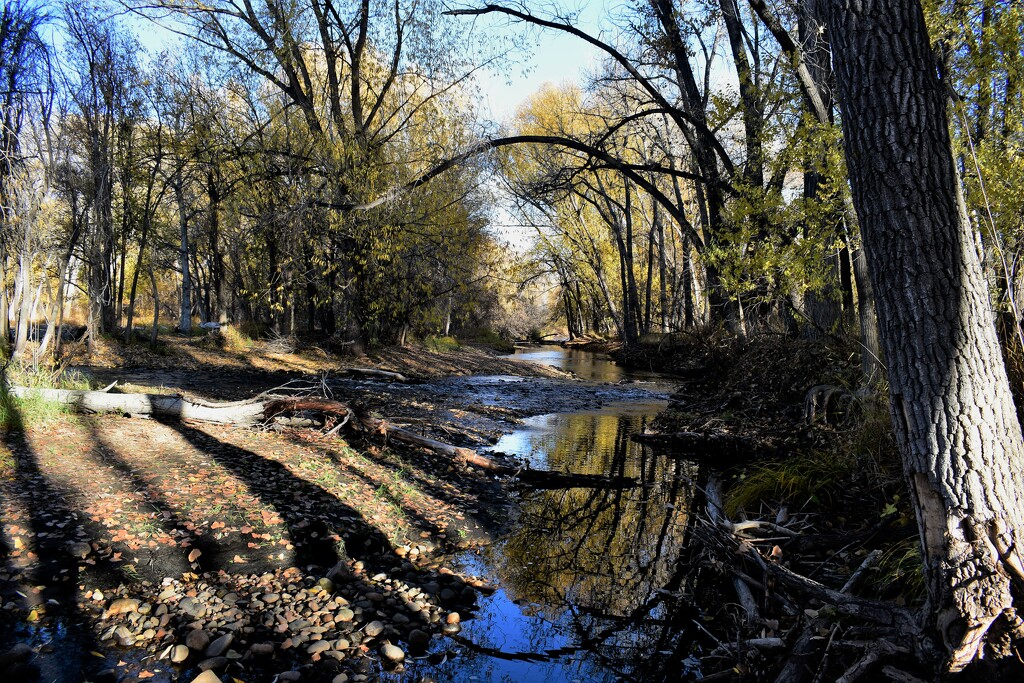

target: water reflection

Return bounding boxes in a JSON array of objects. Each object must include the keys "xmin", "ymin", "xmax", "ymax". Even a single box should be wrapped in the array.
[
  {"xmin": 426, "ymin": 403, "xmax": 707, "ymax": 682},
  {"xmin": 512, "ymin": 347, "xmax": 630, "ymax": 383}
]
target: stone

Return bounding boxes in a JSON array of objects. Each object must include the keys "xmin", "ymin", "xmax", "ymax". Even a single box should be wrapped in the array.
[
  {"xmin": 307, "ymin": 641, "xmax": 331, "ymax": 655},
  {"xmin": 317, "ymin": 578, "xmax": 335, "ymax": 593},
  {"xmin": 278, "ymin": 672, "xmax": 301, "ymax": 681},
  {"xmin": 67, "ymin": 541, "xmax": 92, "ymax": 558},
  {"xmin": 170, "ymin": 644, "xmax": 190, "ymax": 664},
  {"xmin": 331, "ymin": 675, "xmax": 349, "ymax": 683},
  {"xmin": 179, "ymin": 597, "xmax": 206, "ymax": 619},
  {"xmin": 363, "ymin": 621, "xmax": 384, "ymax": 638},
  {"xmin": 380, "ymin": 642, "xmax": 405, "ymax": 663},
  {"xmin": 249, "ymin": 642, "xmax": 274, "ymax": 656},
  {"xmin": 445, "ymin": 612, "xmax": 461, "ymax": 625},
  {"xmin": 205, "ymin": 634, "xmax": 233, "ymax": 658},
  {"xmin": 336, "ymin": 608, "xmax": 354, "ymax": 622},
  {"xmin": 186, "ymin": 630, "xmax": 211, "ymax": 651},
  {"xmin": 262, "ymin": 593, "xmax": 280, "ymax": 604},
  {"xmin": 106, "ymin": 598, "xmax": 141, "ymax": 616},
  {"xmin": 333, "ymin": 638, "xmax": 350, "ymax": 650},
  {"xmin": 189, "ymin": 672, "xmax": 223, "ymax": 683},
  {"xmin": 408, "ymin": 629, "xmax": 430, "ymax": 649},
  {"xmin": 198, "ymin": 656, "xmax": 229, "ymax": 671}
]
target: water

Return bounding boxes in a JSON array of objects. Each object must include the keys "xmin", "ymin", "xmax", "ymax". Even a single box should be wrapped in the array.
[{"xmin": 399, "ymin": 348, "xmax": 706, "ymax": 682}]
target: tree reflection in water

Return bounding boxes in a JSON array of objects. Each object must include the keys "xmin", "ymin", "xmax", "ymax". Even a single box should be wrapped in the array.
[{"xmin": 408, "ymin": 402, "xmax": 716, "ymax": 683}]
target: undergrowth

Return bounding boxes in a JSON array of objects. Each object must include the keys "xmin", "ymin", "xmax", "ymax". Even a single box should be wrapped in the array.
[
  {"xmin": 424, "ymin": 335, "xmax": 461, "ymax": 352},
  {"xmin": 0, "ymin": 363, "xmax": 87, "ymax": 431}
]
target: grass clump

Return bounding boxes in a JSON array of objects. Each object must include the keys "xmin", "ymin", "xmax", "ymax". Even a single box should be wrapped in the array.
[
  {"xmin": 461, "ymin": 328, "xmax": 516, "ymax": 353},
  {"xmin": 220, "ymin": 325, "xmax": 257, "ymax": 353},
  {"xmin": 424, "ymin": 335, "xmax": 461, "ymax": 352},
  {"xmin": 0, "ymin": 363, "xmax": 86, "ymax": 431},
  {"xmin": 726, "ymin": 450, "xmax": 856, "ymax": 517}
]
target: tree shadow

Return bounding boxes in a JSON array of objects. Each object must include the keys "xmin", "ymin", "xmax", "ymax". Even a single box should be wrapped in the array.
[
  {"xmin": 83, "ymin": 419, "xmax": 223, "ymax": 578},
  {"xmin": 155, "ymin": 417, "xmax": 396, "ymax": 574},
  {"xmin": 0, "ymin": 397, "xmax": 113, "ymax": 682}
]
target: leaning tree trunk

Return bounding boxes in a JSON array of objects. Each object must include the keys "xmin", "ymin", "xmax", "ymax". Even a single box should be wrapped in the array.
[{"xmin": 824, "ymin": 0, "xmax": 1024, "ymax": 673}]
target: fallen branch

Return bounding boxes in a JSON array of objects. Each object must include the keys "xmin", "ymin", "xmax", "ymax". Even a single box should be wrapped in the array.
[{"xmin": 344, "ymin": 367, "xmax": 411, "ymax": 382}]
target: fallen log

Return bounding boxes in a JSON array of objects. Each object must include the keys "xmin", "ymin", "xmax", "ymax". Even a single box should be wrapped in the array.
[
  {"xmin": 9, "ymin": 385, "xmax": 268, "ymax": 425},
  {"xmin": 344, "ymin": 367, "xmax": 411, "ymax": 382}
]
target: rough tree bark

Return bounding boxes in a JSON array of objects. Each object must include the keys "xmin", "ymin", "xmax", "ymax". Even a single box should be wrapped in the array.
[{"xmin": 823, "ymin": 0, "xmax": 1024, "ymax": 672}]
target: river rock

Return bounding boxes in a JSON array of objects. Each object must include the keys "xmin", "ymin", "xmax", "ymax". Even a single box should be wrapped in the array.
[
  {"xmin": 189, "ymin": 672, "xmax": 222, "ymax": 683},
  {"xmin": 170, "ymin": 644, "xmax": 190, "ymax": 663},
  {"xmin": 364, "ymin": 621, "xmax": 384, "ymax": 637},
  {"xmin": 445, "ymin": 612, "xmax": 460, "ymax": 625},
  {"xmin": 198, "ymin": 656, "xmax": 229, "ymax": 671},
  {"xmin": 106, "ymin": 598, "xmax": 141, "ymax": 616},
  {"xmin": 307, "ymin": 641, "xmax": 331, "ymax": 655},
  {"xmin": 186, "ymin": 629, "xmax": 211, "ymax": 651},
  {"xmin": 67, "ymin": 541, "xmax": 92, "ymax": 558},
  {"xmin": 336, "ymin": 608, "xmax": 354, "ymax": 622},
  {"xmin": 262, "ymin": 592, "xmax": 280, "ymax": 604},
  {"xmin": 408, "ymin": 629, "xmax": 430, "ymax": 649},
  {"xmin": 249, "ymin": 642, "xmax": 274, "ymax": 656},
  {"xmin": 278, "ymin": 672, "xmax": 301, "ymax": 681},
  {"xmin": 205, "ymin": 633, "xmax": 233, "ymax": 657},
  {"xmin": 179, "ymin": 597, "xmax": 206, "ymax": 619},
  {"xmin": 380, "ymin": 642, "xmax": 405, "ymax": 663}
]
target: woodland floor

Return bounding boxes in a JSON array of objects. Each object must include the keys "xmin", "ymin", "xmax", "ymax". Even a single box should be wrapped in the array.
[{"xmin": 0, "ymin": 333, "xmax": 590, "ymax": 683}]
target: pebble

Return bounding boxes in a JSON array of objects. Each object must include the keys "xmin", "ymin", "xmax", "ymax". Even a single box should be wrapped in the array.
[
  {"xmin": 332, "ymin": 675, "xmax": 349, "ymax": 683},
  {"xmin": 364, "ymin": 621, "xmax": 385, "ymax": 637},
  {"xmin": 190, "ymin": 672, "xmax": 222, "ymax": 683},
  {"xmin": 179, "ymin": 597, "xmax": 206, "ymax": 619},
  {"xmin": 336, "ymin": 608, "xmax": 355, "ymax": 622},
  {"xmin": 186, "ymin": 630, "xmax": 211, "ymax": 651},
  {"xmin": 250, "ymin": 642, "xmax": 274, "ymax": 656},
  {"xmin": 307, "ymin": 641, "xmax": 331, "ymax": 655},
  {"xmin": 170, "ymin": 644, "xmax": 190, "ymax": 663},
  {"xmin": 278, "ymin": 672, "xmax": 301, "ymax": 681},
  {"xmin": 445, "ymin": 612, "xmax": 461, "ymax": 625},
  {"xmin": 408, "ymin": 629, "xmax": 430, "ymax": 648},
  {"xmin": 380, "ymin": 642, "xmax": 405, "ymax": 663},
  {"xmin": 262, "ymin": 592, "xmax": 280, "ymax": 604},
  {"xmin": 205, "ymin": 633, "xmax": 233, "ymax": 658},
  {"xmin": 198, "ymin": 656, "xmax": 229, "ymax": 671},
  {"xmin": 106, "ymin": 598, "xmax": 141, "ymax": 616}
]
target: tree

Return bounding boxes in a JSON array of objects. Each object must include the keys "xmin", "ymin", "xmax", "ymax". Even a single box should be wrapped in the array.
[{"xmin": 823, "ymin": 0, "xmax": 1024, "ymax": 672}]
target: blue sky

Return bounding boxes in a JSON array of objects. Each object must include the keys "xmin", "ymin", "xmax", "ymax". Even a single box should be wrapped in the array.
[{"xmin": 467, "ymin": 1, "xmax": 613, "ymax": 122}]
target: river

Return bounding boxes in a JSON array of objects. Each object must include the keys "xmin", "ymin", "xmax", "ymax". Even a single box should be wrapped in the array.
[{"xmin": 396, "ymin": 347, "xmax": 705, "ymax": 682}]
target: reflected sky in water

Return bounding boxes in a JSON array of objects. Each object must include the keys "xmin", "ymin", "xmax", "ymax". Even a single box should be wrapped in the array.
[{"xmin": 392, "ymin": 349, "xmax": 705, "ymax": 682}]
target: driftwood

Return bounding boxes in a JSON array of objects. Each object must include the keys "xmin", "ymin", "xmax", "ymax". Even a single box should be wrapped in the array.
[
  {"xmin": 17, "ymin": 385, "xmax": 630, "ymax": 489},
  {"xmin": 344, "ymin": 367, "xmax": 411, "ymax": 382},
  {"xmin": 10, "ymin": 385, "xmax": 269, "ymax": 425},
  {"xmin": 701, "ymin": 473, "xmax": 923, "ymax": 683}
]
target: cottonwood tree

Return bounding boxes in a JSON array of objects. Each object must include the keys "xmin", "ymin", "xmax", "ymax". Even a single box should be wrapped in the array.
[{"xmin": 824, "ymin": 0, "xmax": 1024, "ymax": 672}]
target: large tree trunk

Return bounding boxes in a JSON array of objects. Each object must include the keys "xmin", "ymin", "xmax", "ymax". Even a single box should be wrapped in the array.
[{"xmin": 824, "ymin": 0, "xmax": 1024, "ymax": 672}]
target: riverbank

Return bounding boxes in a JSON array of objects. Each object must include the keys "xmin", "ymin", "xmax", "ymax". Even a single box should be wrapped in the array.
[{"xmin": 0, "ymin": 339, "xmax": 670, "ymax": 683}]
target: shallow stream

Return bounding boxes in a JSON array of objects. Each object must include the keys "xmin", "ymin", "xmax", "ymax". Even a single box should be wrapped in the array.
[{"xmin": 396, "ymin": 347, "xmax": 705, "ymax": 682}]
